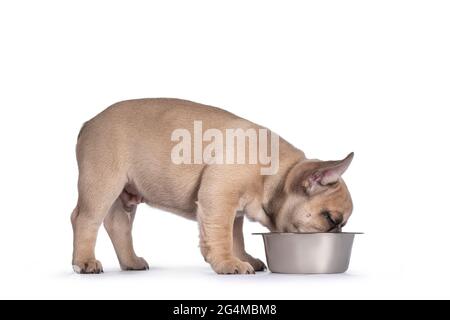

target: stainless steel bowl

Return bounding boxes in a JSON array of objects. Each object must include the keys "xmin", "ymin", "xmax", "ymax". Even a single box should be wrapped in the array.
[{"xmin": 253, "ymin": 232, "xmax": 361, "ymax": 274}]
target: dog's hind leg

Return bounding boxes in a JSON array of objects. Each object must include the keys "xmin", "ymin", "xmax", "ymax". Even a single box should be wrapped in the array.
[
  {"xmin": 104, "ymin": 198, "xmax": 149, "ymax": 271},
  {"xmin": 71, "ymin": 172, "xmax": 125, "ymax": 274}
]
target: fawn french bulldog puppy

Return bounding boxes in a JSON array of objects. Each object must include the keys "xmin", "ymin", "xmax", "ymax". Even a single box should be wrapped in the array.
[{"xmin": 71, "ymin": 98, "xmax": 354, "ymax": 274}]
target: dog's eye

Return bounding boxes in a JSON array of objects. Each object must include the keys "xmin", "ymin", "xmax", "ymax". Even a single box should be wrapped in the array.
[
  {"xmin": 321, "ymin": 210, "xmax": 331, "ymax": 218},
  {"xmin": 321, "ymin": 210, "xmax": 336, "ymax": 225}
]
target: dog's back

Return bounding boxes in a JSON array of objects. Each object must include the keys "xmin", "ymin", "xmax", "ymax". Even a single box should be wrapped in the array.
[{"xmin": 76, "ymin": 98, "xmax": 268, "ymax": 216}]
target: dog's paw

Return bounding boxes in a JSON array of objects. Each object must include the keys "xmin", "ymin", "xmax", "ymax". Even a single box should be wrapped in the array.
[
  {"xmin": 73, "ymin": 259, "xmax": 103, "ymax": 274},
  {"xmin": 245, "ymin": 256, "xmax": 267, "ymax": 272},
  {"xmin": 120, "ymin": 257, "xmax": 149, "ymax": 271},
  {"xmin": 212, "ymin": 257, "xmax": 255, "ymax": 275}
]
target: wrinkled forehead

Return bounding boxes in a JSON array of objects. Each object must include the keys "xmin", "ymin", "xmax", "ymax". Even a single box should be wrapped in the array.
[
  {"xmin": 318, "ymin": 180, "xmax": 353, "ymax": 213},
  {"xmin": 333, "ymin": 181, "xmax": 353, "ymax": 212}
]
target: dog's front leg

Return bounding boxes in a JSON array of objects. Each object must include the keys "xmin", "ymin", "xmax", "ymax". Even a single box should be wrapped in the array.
[
  {"xmin": 197, "ymin": 201, "xmax": 255, "ymax": 274},
  {"xmin": 233, "ymin": 216, "xmax": 266, "ymax": 271}
]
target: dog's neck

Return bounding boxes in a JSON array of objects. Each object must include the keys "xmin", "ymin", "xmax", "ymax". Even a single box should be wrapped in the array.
[{"xmin": 261, "ymin": 147, "xmax": 306, "ymax": 230}]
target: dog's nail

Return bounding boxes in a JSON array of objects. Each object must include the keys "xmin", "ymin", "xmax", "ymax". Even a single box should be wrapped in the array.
[{"xmin": 72, "ymin": 265, "xmax": 82, "ymax": 274}]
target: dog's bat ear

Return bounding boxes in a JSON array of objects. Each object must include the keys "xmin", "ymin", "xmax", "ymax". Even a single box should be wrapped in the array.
[
  {"xmin": 289, "ymin": 153, "xmax": 354, "ymax": 195},
  {"xmin": 312, "ymin": 152, "xmax": 354, "ymax": 186},
  {"xmin": 285, "ymin": 152, "xmax": 354, "ymax": 195}
]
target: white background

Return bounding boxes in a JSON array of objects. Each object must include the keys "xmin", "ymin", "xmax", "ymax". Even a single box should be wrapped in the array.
[{"xmin": 1, "ymin": 0, "xmax": 449, "ymax": 300}]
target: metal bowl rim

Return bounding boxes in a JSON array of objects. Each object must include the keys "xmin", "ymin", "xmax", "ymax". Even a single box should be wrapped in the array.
[{"xmin": 252, "ymin": 232, "xmax": 363, "ymax": 235}]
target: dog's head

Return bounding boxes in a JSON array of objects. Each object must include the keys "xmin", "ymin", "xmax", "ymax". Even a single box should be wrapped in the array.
[{"xmin": 274, "ymin": 153, "xmax": 354, "ymax": 233}]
